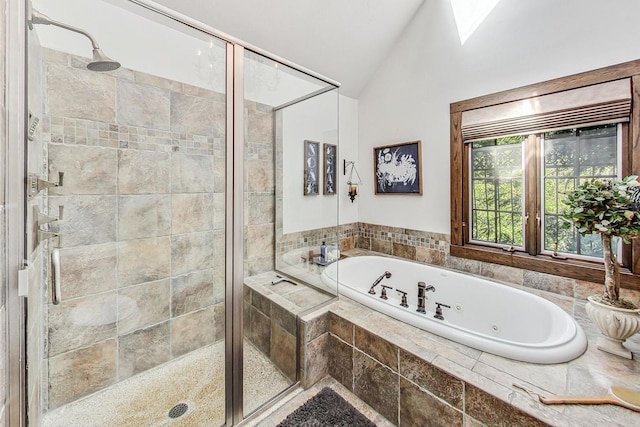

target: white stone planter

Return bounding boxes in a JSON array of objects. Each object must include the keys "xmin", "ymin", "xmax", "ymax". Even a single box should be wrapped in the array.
[{"xmin": 586, "ymin": 295, "xmax": 640, "ymax": 359}]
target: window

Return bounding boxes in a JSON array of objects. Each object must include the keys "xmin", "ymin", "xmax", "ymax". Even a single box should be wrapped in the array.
[
  {"xmin": 450, "ymin": 61, "xmax": 640, "ymax": 288},
  {"xmin": 470, "ymin": 136, "xmax": 524, "ymax": 247},
  {"xmin": 469, "ymin": 124, "xmax": 620, "ymax": 259}
]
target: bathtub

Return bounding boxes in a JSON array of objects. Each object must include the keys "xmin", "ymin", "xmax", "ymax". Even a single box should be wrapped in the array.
[{"xmin": 321, "ymin": 255, "xmax": 587, "ymax": 364}]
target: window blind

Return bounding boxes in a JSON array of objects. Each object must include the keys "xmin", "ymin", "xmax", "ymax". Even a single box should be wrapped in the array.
[{"xmin": 461, "ymin": 78, "xmax": 631, "ymax": 142}]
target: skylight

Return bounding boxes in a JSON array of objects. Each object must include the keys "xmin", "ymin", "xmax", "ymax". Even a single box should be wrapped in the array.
[{"xmin": 450, "ymin": 0, "xmax": 500, "ymax": 45}]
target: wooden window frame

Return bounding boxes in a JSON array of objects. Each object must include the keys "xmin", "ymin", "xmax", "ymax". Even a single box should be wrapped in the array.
[{"xmin": 450, "ymin": 60, "xmax": 640, "ymax": 291}]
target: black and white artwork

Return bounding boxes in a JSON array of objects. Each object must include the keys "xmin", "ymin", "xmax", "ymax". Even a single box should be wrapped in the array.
[
  {"xmin": 323, "ymin": 143, "xmax": 337, "ymax": 195},
  {"xmin": 374, "ymin": 140, "xmax": 422, "ymax": 195},
  {"xmin": 304, "ymin": 140, "xmax": 320, "ymax": 195}
]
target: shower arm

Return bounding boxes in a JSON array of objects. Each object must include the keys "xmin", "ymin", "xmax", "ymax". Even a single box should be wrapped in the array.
[{"xmin": 28, "ymin": 8, "xmax": 101, "ymax": 50}]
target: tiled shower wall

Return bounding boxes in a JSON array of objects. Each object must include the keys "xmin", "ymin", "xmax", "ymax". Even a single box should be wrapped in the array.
[{"xmin": 40, "ymin": 49, "xmax": 231, "ymax": 409}]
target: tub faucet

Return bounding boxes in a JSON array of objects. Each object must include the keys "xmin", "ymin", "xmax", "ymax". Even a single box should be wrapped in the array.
[
  {"xmin": 434, "ymin": 302, "xmax": 451, "ymax": 320},
  {"xmin": 368, "ymin": 271, "xmax": 391, "ymax": 295},
  {"xmin": 416, "ymin": 282, "xmax": 435, "ymax": 314}
]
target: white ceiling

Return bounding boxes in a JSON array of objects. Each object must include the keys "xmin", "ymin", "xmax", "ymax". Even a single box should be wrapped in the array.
[{"xmin": 152, "ymin": 0, "xmax": 426, "ymax": 98}]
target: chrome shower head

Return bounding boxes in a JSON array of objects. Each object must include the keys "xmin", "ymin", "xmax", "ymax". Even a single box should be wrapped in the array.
[
  {"xmin": 88, "ymin": 48, "xmax": 121, "ymax": 72},
  {"xmin": 28, "ymin": 7, "xmax": 121, "ymax": 72}
]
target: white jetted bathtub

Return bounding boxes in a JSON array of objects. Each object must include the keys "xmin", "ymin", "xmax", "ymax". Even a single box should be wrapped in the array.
[{"xmin": 322, "ymin": 255, "xmax": 587, "ymax": 364}]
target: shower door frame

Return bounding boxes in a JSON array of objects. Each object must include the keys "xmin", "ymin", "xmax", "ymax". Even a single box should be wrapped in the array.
[
  {"xmin": 5, "ymin": 1, "xmax": 340, "ymax": 425},
  {"xmin": 5, "ymin": 0, "xmax": 28, "ymax": 426}
]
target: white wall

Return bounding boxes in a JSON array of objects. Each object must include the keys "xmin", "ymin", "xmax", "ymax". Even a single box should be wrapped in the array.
[
  {"xmin": 32, "ymin": 0, "xmax": 325, "ymax": 107},
  {"xmin": 282, "ymin": 93, "xmax": 358, "ymax": 233},
  {"xmin": 357, "ymin": 0, "xmax": 640, "ymax": 234}
]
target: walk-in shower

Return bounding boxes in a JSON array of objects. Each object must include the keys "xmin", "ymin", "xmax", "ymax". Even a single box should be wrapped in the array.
[{"xmin": 13, "ymin": 0, "xmax": 339, "ymax": 425}]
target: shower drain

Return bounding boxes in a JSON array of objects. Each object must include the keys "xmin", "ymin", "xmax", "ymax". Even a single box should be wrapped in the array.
[{"xmin": 168, "ymin": 403, "xmax": 189, "ymax": 419}]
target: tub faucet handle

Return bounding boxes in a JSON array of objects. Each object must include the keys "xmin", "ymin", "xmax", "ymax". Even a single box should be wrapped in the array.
[
  {"xmin": 434, "ymin": 302, "xmax": 451, "ymax": 320},
  {"xmin": 380, "ymin": 285, "xmax": 392, "ymax": 300},
  {"xmin": 396, "ymin": 289, "xmax": 409, "ymax": 308}
]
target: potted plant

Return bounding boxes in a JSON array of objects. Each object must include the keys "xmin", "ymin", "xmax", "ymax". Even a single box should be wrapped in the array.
[{"xmin": 562, "ymin": 175, "xmax": 640, "ymax": 359}]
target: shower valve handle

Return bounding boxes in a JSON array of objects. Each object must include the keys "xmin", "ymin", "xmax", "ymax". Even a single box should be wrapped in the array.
[{"xmin": 37, "ymin": 171, "xmax": 64, "ymax": 192}]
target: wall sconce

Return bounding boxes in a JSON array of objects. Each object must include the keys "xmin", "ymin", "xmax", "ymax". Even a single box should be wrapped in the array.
[{"xmin": 344, "ymin": 160, "xmax": 362, "ymax": 203}]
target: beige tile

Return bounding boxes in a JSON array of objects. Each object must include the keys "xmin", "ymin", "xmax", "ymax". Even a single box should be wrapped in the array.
[
  {"xmin": 399, "ymin": 349, "xmax": 463, "ymax": 409},
  {"xmin": 393, "ymin": 242, "xmax": 416, "ymax": 260},
  {"xmin": 246, "ymin": 105, "xmax": 273, "ymax": 143},
  {"xmin": 118, "ymin": 279, "xmax": 170, "ymax": 334},
  {"xmin": 523, "ymin": 270, "xmax": 574, "ymax": 297},
  {"xmin": 170, "ymin": 91, "xmax": 215, "ymax": 135},
  {"xmin": 48, "ymin": 292, "xmax": 118, "ymax": 356},
  {"xmin": 481, "ymin": 262, "xmax": 524, "ymax": 285},
  {"xmin": 271, "ymin": 323, "xmax": 296, "ymax": 381},
  {"xmin": 116, "ymin": 80, "xmax": 170, "ymax": 130},
  {"xmin": 48, "ymin": 339, "xmax": 117, "ymax": 409},
  {"xmin": 118, "ymin": 149, "xmax": 171, "ymax": 194},
  {"xmin": 118, "ymin": 322, "xmax": 170, "ymax": 379},
  {"xmin": 328, "ymin": 333, "xmax": 353, "ymax": 391},
  {"xmin": 248, "ymin": 305, "xmax": 271, "ymax": 357},
  {"xmin": 213, "ymin": 193, "xmax": 225, "ymax": 230},
  {"xmin": 246, "ymin": 158, "xmax": 274, "ymax": 193},
  {"xmin": 247, "ymin": 193, "xmax": 274, "ymax": 226},
  {"xmin": 48, "ymin": 195, "xmax": 117, "ymax": 247},
  {"xmin": 400, "ymin": 376, "xmax": 463, "ymax": 427},
  {"xmin": 118, "ymin": 237, "xmax": 171, "ymax": 287},
  {"xmin": 48, "ymin": 144, "xmax": 117, "ymax": 195},
  {"xmin": 170, "ymin": 307, "xmax": 215, "ymax": 357},
  {"xmin": 416, "ymin": 246, "xmax": 446, "ymax": 266},
  {"xmin": 171, "ymin": 232, "xmax": 215, "ymax": 276},
  {"xmin": 118, "ymin": 195, "xmax": 171, "ymax": 240},
  {"xmin": 58, "ymin": 243, "xmax": 117, "ymax": 299},
  {"xmin": 465, "ymin": 383, "xmax": 548, "ymax": 427},
  {"xmin": 47, "ymin": 63, "xmax": 116, "ymax": 122},
  {"xmin": 171, "ymin": 152, "xmax": 215, "ymax": 193},
  {"xmin": 246, "ymin": 224, "xmax": 275, "ymax": 259},
  {"xmin": 171, "ymin": 269, "xmax": 215, "ymax": 317},
  {"xmin": 355, "ymin": 326, "xmax": 398, "ymax": 371},
  {"xmin": 171, "ymin": 193, "xmax": 214, "ymax": 234},
  {"xmin": 353, "ymin": 351, "xmax": 398, "ymax": 424}
]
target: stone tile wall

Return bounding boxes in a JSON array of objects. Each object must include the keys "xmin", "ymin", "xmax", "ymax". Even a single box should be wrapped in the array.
[
  {"xmin": 299, "ymin": 310, "xmax": 548, "ymax": 426},
  {"xmin": 245, "ymin": 100, "xmax": 276, "ymax": 277},
  {"xmin": 355, "ymin": 222, "xmax": 640, "ymax": 304},
  {"xmin": 275, "ymin": 223, "xmax": 358, "ymax": 268},
  {"xmin": 243, "ymin": 286, "xmax": 297, "ymax": 382},
  {"xmin": 41, "ymin": 49, "xmax": 229, "ymax": 409}
]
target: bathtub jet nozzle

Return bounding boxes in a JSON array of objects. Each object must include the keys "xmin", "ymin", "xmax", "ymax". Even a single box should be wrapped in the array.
[{"xmin": 368, "ymin": 271, "xmax": 392, "ymax": 295}]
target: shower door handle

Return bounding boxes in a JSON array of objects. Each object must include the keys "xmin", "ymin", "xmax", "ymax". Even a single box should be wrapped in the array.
[{"xmin": 51, "ymin": 248, "xmax": 61, "ymax": 305}]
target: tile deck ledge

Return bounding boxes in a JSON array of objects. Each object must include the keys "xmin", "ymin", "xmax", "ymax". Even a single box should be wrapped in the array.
[{"xmin": 300, "ymin": 291, "xmax": 640, "ymax": 426}]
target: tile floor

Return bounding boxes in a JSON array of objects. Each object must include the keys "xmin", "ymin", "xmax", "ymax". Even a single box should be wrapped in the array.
[{"xmin": 41, "ymin": 340, "xmax": 290, "ymax": 427}]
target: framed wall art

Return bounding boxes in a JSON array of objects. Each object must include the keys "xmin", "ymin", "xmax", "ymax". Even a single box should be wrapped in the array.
[
  {"xmin": 374, "ymin": 140, "xmax": 422, "ymax": 195},
  {"xmin": 304, "ymin": 140, "xmax": 320, "ymax": 195},
  {"xmin": 323, "ymin": 143, "xmax": 337, "ymax": 195}
]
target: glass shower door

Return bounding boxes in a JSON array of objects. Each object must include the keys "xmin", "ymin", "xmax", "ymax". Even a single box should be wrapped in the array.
[
  {"xmin": 241, "ymin": 49, "xmax": 339, "ymax": 417},
  {"xmin": 28, "ymin": 0, "xmax": 228, "ymax": 425}
]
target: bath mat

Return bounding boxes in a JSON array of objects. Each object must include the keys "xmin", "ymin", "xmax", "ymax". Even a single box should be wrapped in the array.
[{"xmin": 276, "ymin": 387, "xmax": 377, "ymax": 427}]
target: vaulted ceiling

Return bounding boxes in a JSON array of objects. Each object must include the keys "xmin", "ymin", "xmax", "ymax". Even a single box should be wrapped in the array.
[{"xmin": 152, "ymin": 0, "xmax": 426, "ymax": 97}]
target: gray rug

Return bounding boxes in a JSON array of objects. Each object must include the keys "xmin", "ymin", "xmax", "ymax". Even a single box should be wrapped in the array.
[{"xmin": 276, "ymin": 387, "xmax": 377, "ymax": 427}]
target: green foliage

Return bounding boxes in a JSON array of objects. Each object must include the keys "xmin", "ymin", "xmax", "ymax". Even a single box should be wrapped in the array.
[{"xmin": 561, "ymin": 176, "xmax": 640, "ymax": 242}]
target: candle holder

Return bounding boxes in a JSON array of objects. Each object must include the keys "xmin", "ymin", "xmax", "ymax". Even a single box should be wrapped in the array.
[{"xmin": 344, "ymin": 160, "xmax": 362, "ymax": 203}]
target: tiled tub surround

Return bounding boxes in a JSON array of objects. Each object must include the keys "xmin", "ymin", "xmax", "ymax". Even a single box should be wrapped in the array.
[
  {"xmin": 298, "ymin": 294, "xmax": 640, "ymax": 427},
  {"xmin": 353, "ymin": 222, "xmax": 640, "ymax": 304},
  {"xmin": 38, "ymin": 49, "xmax": 252, "ymax": 409}
]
